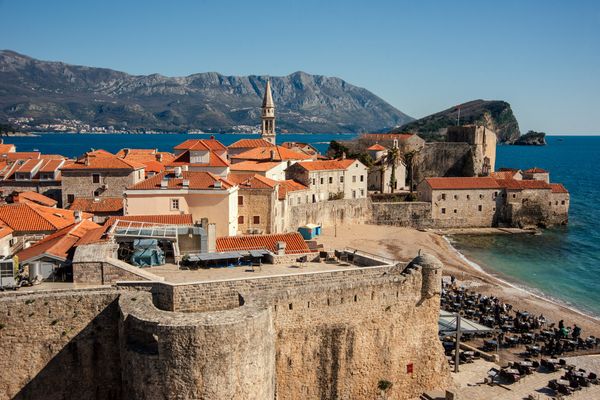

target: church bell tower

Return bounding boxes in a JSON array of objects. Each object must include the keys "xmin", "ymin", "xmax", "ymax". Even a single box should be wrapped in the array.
[{"xmin": 261, "ymin": 79, "xmax": 276, "ymax": 144}]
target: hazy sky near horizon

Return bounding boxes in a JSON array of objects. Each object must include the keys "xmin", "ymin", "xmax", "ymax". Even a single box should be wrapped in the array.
[{"xmin": 1, "ymin": 0, "xmax": 599, "ymax": 133}]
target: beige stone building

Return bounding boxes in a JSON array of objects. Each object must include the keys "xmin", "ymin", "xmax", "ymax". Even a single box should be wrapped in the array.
[
  {"xmin": 286, "ymin": 158, "xmax": 368, "ymax": 203},
  {"xmin": 366, "ymin": 143, "xmax": 407, "ymax": 193},
  {"xmin": 124, "ymin": 170, "xmax": 238, "ymax": 237},
  {"xmin": 61, "ymin": 151, "xmax": 145, "ymax": 208},
  {"xmin": 447, "ymin": 125, "xmax": 497, "ymax": 175},
  {"xmin": 228, "ymin": 174, "xmax": 279, "ymax": 235}
]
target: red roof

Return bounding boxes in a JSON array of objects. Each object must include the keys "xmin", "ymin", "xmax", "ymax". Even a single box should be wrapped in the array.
[
  {"xmin": 69, "ymin": 197, "xmax": 124, "ymax": 213},
  {"xmin": 230, "ymin": 160, "xmax": 282, "ymax": 172},
  {"xmin": 0, "ymin": 143, "xmax": 16, "ymax": 154},
  {"xmin": 2, "ymin": 152, "xmax": 40, "ymax": 160},
  {"xmin": 550, "ymin": 183, "xmax": 569, "ymax": 194},
  {"xmin": 14, "ymin": 191, "xmax": 58, "ymax": 207},
  {"xmin": 216, "ymin": 232, "xmax": 311, "ymax": 254},
  {"xmin": 174, "ymin": 138, "xmax": 227, "ymax": 152},
  {"xmin": 277, "ymin": 179, "xmax": 309, "ymax": 200},
  {"xmin": 231, "ymin": 146, "xmax": 312, "ymax": 162},
  {"xmin": 62, "ymin": 154, "xmax": 145, "ymax": 171},
  {"xmin": 294, "ymin": 159, "xmax": 357, "ymax": 171},
  {"xmin": 228, "ymin": 138, "xmax": 275, "ymax": 149},
  {"xmin": 424, "ymin": 177, "xmax": 501, "ymax": 190},
  {"xmin": 367, "ymin": 144, "xmax": 387, "ymax": 151},
  {"xmin": 17, "ymin": 219, "xmax": 102, "ymax": 263},
  {"xmin": 495, "ymin": 179, "xmax": 551, "ymax": 190},
  {"xmin": 524, "ymin": 167, "xmax": 548, "ymax": 174},
  {"xmin": 491, "ymin": 170, "xmax": 520, "ymax": 180},
  {"xmin": 104, "ymin": 214, "xmax": 194, "ymax": 227},
  {"xmin": 0, "ymin": 223, "xmax": 13, "ymax": 240},
  {"xmin": 0, "ymin": 203, "xmax": 92, "ymax": 233},
  {"xmin": 168, "ymin": 150, "xmax": 230, "ymax": 167},
  {"xmin": 128, "ymin": 171, "xmax": 234, "ymax": 190},
  {"xmin": 228, "ymin": 174, "xmax": 277, "ymax": 189}
]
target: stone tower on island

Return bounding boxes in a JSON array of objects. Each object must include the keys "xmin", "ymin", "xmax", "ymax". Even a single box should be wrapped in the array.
[{"xmin": 261, "ymin": 79, "xmax": 276, "ymax": 144}]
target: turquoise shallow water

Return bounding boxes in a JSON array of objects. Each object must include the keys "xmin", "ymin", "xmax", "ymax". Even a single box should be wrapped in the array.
[
  {"xmin": 7, "ymin": 133, "xmax": 599, "ymax": 315},
  {"xmin": 450, "ymin": 136, "xmax": 600, "ymax": 316}
]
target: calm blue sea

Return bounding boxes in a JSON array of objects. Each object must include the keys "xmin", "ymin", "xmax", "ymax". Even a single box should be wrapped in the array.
[{"xmin": 6, "ymin": 133, "xmax": 600, "ymax": 315}]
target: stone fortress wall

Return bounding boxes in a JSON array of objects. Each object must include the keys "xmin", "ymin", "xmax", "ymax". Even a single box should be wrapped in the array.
[{"xmin": 0, "ymin": 253, "xmax": 450, "ymax": 400}]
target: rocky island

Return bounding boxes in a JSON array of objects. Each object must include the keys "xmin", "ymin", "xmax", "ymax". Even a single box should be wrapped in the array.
[{"xmin": 513, "ymin": 130, "xmax": 547, "ymax": 146}]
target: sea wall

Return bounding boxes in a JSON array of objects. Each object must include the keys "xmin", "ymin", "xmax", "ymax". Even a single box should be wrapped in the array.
[
  {"xmin": 286, "ymin": 198, "xmax": 370, "ymax": 230},
  {"xmin": 0, "ymin": 288, "xmax": 122, "ymax": 400},
  {"xmin": 370, "ymin": 201, "xmax": 433, "ymax": 228}
]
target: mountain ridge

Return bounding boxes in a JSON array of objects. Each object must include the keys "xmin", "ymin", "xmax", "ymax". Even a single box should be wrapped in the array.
[{"xmin": 0, "ymin": 51, "xmax": 413, "ymax": 133}]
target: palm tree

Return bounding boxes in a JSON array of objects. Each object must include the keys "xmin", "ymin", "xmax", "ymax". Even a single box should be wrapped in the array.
[
  {"xmin": 403, "ymin": 149, "xmax": 420, "ymax": 194},
  {"xmin": 385, "ymin": 146, "xmax": 399, "ymax": 193}
]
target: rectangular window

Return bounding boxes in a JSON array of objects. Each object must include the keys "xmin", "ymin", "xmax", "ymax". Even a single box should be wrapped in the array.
[
  {"xmin": 453, "ymin": 209, "xmax": 457, "ymax": 213},
  {"xmin": 478, "ymin": 205, "xmax": 483, "ymax": 212},
  {"xmin": 238, "ymin": 216, "xmax": 244, "ymax": 224},
  {"xmin": 170, "ymin": 198, "xmax": 180, "ymax": 210},
  {"xmin": 67, "ymin": 194, "xmax": 75, "ymax": 204},
  {"xmin": 454, "ymin": 194, "xmax": 459, "ymax": 200},
  {"xmin": 238, "ymin": 195, "xmax": 244, "ymax": 206},
  {"xmin": 320, "ymin": 177, "xmax": 324, "ymax": 185},
  {"xmin": 441, "ymin": 208, "xmax": 446, "ymax": 214},
  {"xmin": 466, "ymin": 195, "xmax": 470, "ymax": 200},
  {"xmin": 312, "ymin": 178, "xmax": 316, "ymax": 185},
  {"xmin": 360, "ymin": 189, "xmax": 364, "ymax": 196},
  {"xmin": 253, "ymin": 215, "xmax": 260, "ymax": 224},
  {"xmin": 441, "ymin": 193, "xmax": 446, "ymax": 200},
  {"xmin": 328, "ymin": 177, "xmax": 333, "ymax": 184},
  {"xmin": 561, "ymin": 200, "xmax": 565, "ymax": 205},
  {"xmin": 352, "ymin": 190, "xmax": 356, "ymax": 199},
  {"xmin": 352, "ymin": 176, "xmax": 356, "ymax": 183},
  {"xmin": 340, "ymin": 176, "xmax": 344, "ymax": 183},
  {"xmin": 360, "ymin": 175, "xmax": 364, "ymax": 182},
  {"xmin": 92, "ymin": 173, "xmax": 101, "ymax": 184}
]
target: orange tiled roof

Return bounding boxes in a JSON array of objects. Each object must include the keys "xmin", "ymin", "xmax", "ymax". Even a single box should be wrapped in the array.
[
  {"xmin": 425, "ymin": 177, "xmax": 502, "ymax": 190},
  {"xmin": 231, "ymin": 146, "xmax": 312, "ymax": 162},
  {"xmin": 128, "ymin": 171, "xmax": 234, "ymax": 190},
  {"xmin": 550, "ymin": 183, "xmax": 568, "ymax": 194},
  {"xmin": 228, "ymin": 174, "xmax": 277, "ymax": 189},
  {"xmin": 0, "ymin": 203, "xmax": 92, "ymax": 233},
  {"xmin": 86, "ymin": 149, "xmax": 114, "ymax": 157},
  {"xmin": 491, "ymin": 170, "xmax": 520, "ymax": 180},
  {"xmin": 38, "ymin": 159, "xmax": 64, "ymax": 172},
  {"xmin": 104, "ymin": 214, "xmax": 194, "ymax": 227},
  {"xmin": 14, "ymin": 191, "xmax": 58, "ymax": 207},
  {"xmin": 277, "ymin": 179, "xmax": 309, "ymax": 200},
  {"xmin": 174, "ymin": 138, "xmax": 227, "ymax": 151},
  {"xmin": 367, "ymin": 144, "xmax": 387, "ymax": 151},
  {"xmin": 524, "ymin": 167, "xmax": 548, "ymax": 173},
  {"xmin": 0, "ymin": 223, "xmax": 13, "ymax": 240},
  {"xmin": 228, "ymin": 138, "xmax": 275, "ymax": 149},
  {"xmin": 230, "ymin": 160, "xmax": 282, "ymax": 172},
  {"xmin": 15, "ymin": 159, "xmax": 42, "ymax": 173},
  {"xmin": 69, "ymin": 197, "xmax": 124, "ymax": 213},
  {"xmin": 495, "ymin": 179, "xmax": 551, "ymax": 190},
  {"xmin": 294, "ymin": 158, "xmax": 356, "ymax": 171},
  {"xmin": 0, "ymin": 143, "xmax": 16, "ymax": 154},
  {"xmin": 2, "ymin": 152, "xmax": 40, "ymax": 160},
  {"xmin": 116, "ymin": 149, "xmax": 176, "ymax": 165},
  {"xmin": 17, "ymin": 219, "xmax": 102, "ymax": 263},
  {"xmin": 168, "ymin": 150, "xmax": 230, "ymax": 167},
  {"xmin": 62, "ymin": 154, "xmax": 145, "ymax": 171},
  {"xmin": 39, "ymin": 154, "xmax": 66, "ymax": 160},
  {"xmin": 216, "ymin": 232, "xmax": 311, "ymax": 254}
]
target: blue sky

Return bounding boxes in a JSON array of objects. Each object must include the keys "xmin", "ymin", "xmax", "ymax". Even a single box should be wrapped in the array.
[{"xmin": 1, "ymin": 0, "xmax": 599, "ymax": 133}]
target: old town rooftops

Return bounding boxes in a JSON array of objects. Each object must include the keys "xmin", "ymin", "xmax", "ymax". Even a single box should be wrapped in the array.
[
  {"xmin": 424, "ymin": 177, "xmax": 502, "ymax": 190},
  {"xmin": 62, "ymin": 153, "xmax": 145, "ymax": 171},
  {"xmin": 216, "ymin": 232, "xmax": 311, "ymax": 254},
  {"xmin": 104, "ymin": 214, "xmax": 194, "ymax": 227},
  {"xmin": 13, "ymin": 191, "xmax": 58, "ymax": 207},
  {"xmin": 168, "ymin": 150, "xmax": 230, "ymax": 167},
  {"xmin": 174, "ymin": 138, "xmax": 227, "ymax": 152},
  {"xmin": 227, "ymin": 174, "xmax": 277, "ymax": 189},
  {"xmin": 231, "ymin": 146, "xmax": 312, "ymax": 162},
  {"xmin": 68, "ymin": 197, "xmax": 124, "ymax": 213},
  {"xmin": 277, "ymin": 179, "xmax": 309, "ymax": 200},
  {"xmin": 495, "ymin": 179, "xmax": 553, "ymax": 190},
  {"xmin": 228, "ymin": 138, "xmax": 275, "ymax": 149},
  {"xmin": 230, "ymin": 161, "xmax": 282, "ymax": 172},
  {"xmin": 0, "ymin": 203, "xmax": 92, "ymax": 232},
  {"xmin": 524, "ymin": 167, "xmax": 548, "ymax": 173},
  {"xmin": 17, "ymin": 219, "xmax": 102, "ymax": 263},
  {"xmin": 128, "ymin": 170, "xmax": 234, "ymax": 190},
  {"xmin": 550, "ymin": 183, "xmax": 569, "ymax": 194},
  {"xmin": 367, "ymin": 143, "xmax": 387, "ymax": 151},
  {"xmin": 293, "ymin": 158, "xmax": 356, "ymax": 171}
]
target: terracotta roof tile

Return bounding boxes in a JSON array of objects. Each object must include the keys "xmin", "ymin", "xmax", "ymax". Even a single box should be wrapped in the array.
[
  {"xmin": 230, "ymin": 160, "xmax": 282, "ymax": 172},
  {"xmin": 174, "ymin": 138, "xmax": 227, "ymax": 151},
  {"xmin": 550, "ymin": 183, "xmax": 569, "ymax": 194},
  {"xmin": 14, "ymin": 191, "xmax": 58, "ymax": 207},
  {"xmin": 491, "ymin": 171, "xmax": 520, "ymax": 180},
  {"xmin": 216, "ymin": 232, "xmax": 311, "ymax": 254},
  {"xmin": 104, "ymin": 214, "xmax": 194, "ymax": 226},
  {"xmin": 2, "ymin": 152, "xmax": 40, "ymax": 160},
  {"xmin": 128, "ymin": 171, "xmax": 234, "ymax": 190},
  {"xmin": 17, "ymin": 219, "xmax": 102, "ymax": 263},
  {"xmin": 62, "ymin": 154, "xmax": 145, "ymax": 171},
  {"xmin": 228, "ymin": 174, "xmax": 277, "ymax": 189},
  {"xmin": 231, "ymin": 146, "xmax": 312, "ymax": 162},
  {"xmin": 0, "ymin": 203, "xmax": 91, "ymax": 233},
  {"xmin": 15, "ymin": 159, "xmax": 42, "ymax": 173},
  {"xmin": 294, "ymin": 159, "xmax": 357, "ymax": 171},
  {"xmin": 39, "ymin": 159, "xmax": 64, "ymax": 172},
  {"xmin": 69, "ymin": 197, "xmax": 124, "ymax": 213},
  {"xmin": 228, "ymin": 138, "xmax": 275, "ymax": 149},
  {"xmin": 0, "ymin": 223, "xmax": 13, "ymax": 240},
  {"xmin": 367, "ymin": 144, "xmax": 387, "ymax": 151},
  {"xmin": 0, "ymin": 143, "xmax": 16, "ymax": 154},
  {"xmin": 425, "ymin": 177, "xmax": 502, "ymax": 190},
  {"xmin": 277, "ymin": 179, "xmax": 309, "ymax": 200},
  {"xmin": 168, "ymin": 150, "xmax": 230, "ymax": 167},
  {"xmin": 495, "ymin": 179, "xmax": 551, "ymax": 190},
  {"xmin": 524, "ymin": 167, "xmax": 548, "ymax": 173}
]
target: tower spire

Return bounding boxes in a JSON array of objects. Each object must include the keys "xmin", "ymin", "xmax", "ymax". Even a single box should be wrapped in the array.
[{"xmin": 261, "ymin": 79, "xmax": 276, "ymax": 144}]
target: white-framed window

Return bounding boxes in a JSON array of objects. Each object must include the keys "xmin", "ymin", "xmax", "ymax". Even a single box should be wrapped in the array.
[{"xmin": 170, "ymin": 198, "xmax": 180, "ymax": 210}]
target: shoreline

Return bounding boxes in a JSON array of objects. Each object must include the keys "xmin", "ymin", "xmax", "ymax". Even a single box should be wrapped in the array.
[{"xmin": 442, "ymin": 235, "xmax": 600, "ymax": 323}]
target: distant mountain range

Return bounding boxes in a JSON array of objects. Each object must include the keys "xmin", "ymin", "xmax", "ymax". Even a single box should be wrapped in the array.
[
  {"xmin": 390, "ymin": 99, "xmax": 521, "ymax": 143},
  {"xmin": 0, "ymin": 51, "xmax": 413, "ymax": 133}
]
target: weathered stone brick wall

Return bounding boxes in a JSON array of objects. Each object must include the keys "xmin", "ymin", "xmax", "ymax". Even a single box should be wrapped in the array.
[
  {"xmin": 286, "ymin": 198, "xmax": 371, "ymax": 230},
  {"xmin": 0, "ymin": 288, "xmax": 122, "ymax": 400},
  {"xmin": 237, "ymin": 187, "xmax": 276, "ymax": 234},
  {"xmin": 61, "ymin": 170, "xmax": 137, "ymax": 206},
  {"xmin": 371, "ymin": 201, "xmax": 433, "ymax": 228}
]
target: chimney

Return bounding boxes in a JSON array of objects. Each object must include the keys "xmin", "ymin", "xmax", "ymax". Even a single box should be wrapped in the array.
[
  {"xmin": 276, "ymin": 241, "xmax": 287, "ymax": 256},
  {"xmin": 182, "ymin": 179, "xmax": 190, "ymax": 188},
  {"xmin": 270, "ymin": 149, "xmax": 275, "ymax": 161},
  {"xmin": 74, "ymin": 210, "xmax": 82, "ymax": 223},
  {"xmin": 207, "ymin": 223, "xmax": 216, "ymax": 253},
  {"xmin": 341, "ymin": 151, "xmax": 346, "ymax": 160},
  {"xmin": 210, "ymin": 135, "xmax": 215, "ymax": 139},
  {"xmin": 84, "ymin": 154, "xmax": 90, "ymax": 166},
  {"xmin": 124, "ymin": 148, "xmax": 130, "ymax": 156},
  {"xmin": 156, "ymin": 153, "xmax": 163, "ymax": 162}
]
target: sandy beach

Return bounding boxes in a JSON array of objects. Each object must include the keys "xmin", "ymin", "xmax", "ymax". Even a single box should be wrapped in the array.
[{"xmin": 318, "ymin": 224, "xmax": 600, "ymax": 338}]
